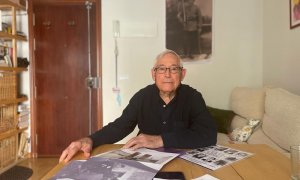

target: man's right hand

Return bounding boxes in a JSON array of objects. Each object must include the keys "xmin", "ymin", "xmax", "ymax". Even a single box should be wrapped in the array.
[{"xmin": 59, "ymin": 137, "xmax": 93, "ymax": 163}]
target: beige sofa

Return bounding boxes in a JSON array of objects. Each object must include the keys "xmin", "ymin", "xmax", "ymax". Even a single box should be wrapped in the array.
[{"xmin": 217, "ymin": 87, "xmax": 300, "ymax": 156}]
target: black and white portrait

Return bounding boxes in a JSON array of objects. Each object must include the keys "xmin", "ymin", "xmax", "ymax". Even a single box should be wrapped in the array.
[{"xmin": 166, "ymin": 0, "xmax": 212, "ymax": 62}]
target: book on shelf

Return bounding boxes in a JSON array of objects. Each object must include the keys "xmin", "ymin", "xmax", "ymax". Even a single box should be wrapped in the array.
[
  {"xmin": 0, "ymin": 40, "xmax": 5, "ymax": 47},
  {"xmin": 17, "ymin": 104, "xmax": 30, "ymax": 128},
  {"xmin": 18, "ymin": 120, "xmax": 29, "ymax": 128},
  {"xmin": 18, "ymin": 132, "xmax": 29, "ymax": 158},
  {"xmin": 18, "ymin": 110, "xmax": 29, "ymax": 116},
  {"xmin": 52, "ymin": 148, "xmax": 180, "ymax": 180},
  {"xmin": 4, "ymin": 54, "xmax": 12, "ymax": 67},
  {"xmin": 0, "ymin": 59, "xmax": 8, "ymax": 67},
  {"xmin": 0, "ymin": 46, "xmax": 4, "ymax": 56},
  {"xmin": 18, "ymin": 112, "xmax": 29, "ymax": 121},
  {"xmin": 0, "ymin": 10, "xmax": 2, "ymax": 32},
  {"xmin": 1, "ymin": 23, "xmax": 10, "ymax": 34},
  {"xmin": 18, "ymin": 104, "xmax": 30, "ymax": 113},
  {"xmin": 180, "ymin": 145, "xmax": 253, "ymax": 170},
  {"xmin": 19, "ymin": 114, "xmax": 29, "ymax": 121}
]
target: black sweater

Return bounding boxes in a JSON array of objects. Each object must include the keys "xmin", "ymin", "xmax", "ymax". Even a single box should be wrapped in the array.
[{"xmin": 89, "ymin": 84, "xmax": 217, "ymax": 149}]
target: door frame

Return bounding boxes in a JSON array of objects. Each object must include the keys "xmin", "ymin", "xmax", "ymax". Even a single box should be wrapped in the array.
[{"xmin": 28, "ymin": 0, "xmax": 103, "ymax": 157}]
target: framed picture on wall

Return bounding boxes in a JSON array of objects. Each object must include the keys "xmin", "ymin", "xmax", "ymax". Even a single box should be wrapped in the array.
[
  {"xmin": 290, "ymin": 0, "xmax": 300, "ymax": 29},
  {"xmin": 166, "ymin": 0, "xmax": 213, "ymax": 62}
]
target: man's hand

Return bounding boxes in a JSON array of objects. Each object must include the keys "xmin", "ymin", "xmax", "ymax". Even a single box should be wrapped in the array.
[
  {"xmin": 59, "ymin": 137, "xmax": 93, "ymax": 163},
  {"xmin": 123, "ymin": 133, "xmax": 164, "ymax": 150}
]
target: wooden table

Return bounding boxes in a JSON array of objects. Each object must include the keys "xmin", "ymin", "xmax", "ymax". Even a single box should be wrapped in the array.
[{"xmin": 42, "ymin": 144, "xmax": 291, "ymax": 180}]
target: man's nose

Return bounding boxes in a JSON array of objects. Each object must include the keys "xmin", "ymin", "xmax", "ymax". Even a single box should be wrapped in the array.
[{"xmin": 164, "ymin": 68, "xmax": 171, "ymax": 77}]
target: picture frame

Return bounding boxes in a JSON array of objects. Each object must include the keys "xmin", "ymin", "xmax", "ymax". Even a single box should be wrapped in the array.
[
  {"xmin": 290, "ymin": 0, "xmax": 300, "ymax": 29},
  {"xmin": 166, "ymin": 0, "xmax": 213, "ymax": 62}
]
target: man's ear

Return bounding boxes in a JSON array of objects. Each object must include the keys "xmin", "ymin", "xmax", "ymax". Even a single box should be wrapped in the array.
[
  {"xmin": 151, "ymin": 68, "xmax": 156, "ymax": 81},
  {"xmin": 180, "ymin": 68, "xmax": 186, "ymax": 81}
]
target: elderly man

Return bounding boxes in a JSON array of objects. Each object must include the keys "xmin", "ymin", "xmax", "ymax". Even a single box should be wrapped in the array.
[{"xmin": 59, "ymin": 50, "xmax": 217, "ymax": 163}]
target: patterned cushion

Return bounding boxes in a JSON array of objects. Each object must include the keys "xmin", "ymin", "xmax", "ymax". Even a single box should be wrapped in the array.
[{"xmin": 230, "ymin": 119, "xmax": 260, "ymax": 142}]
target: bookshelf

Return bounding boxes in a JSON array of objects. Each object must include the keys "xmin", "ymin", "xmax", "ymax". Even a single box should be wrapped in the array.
[
  {"xmin": 0, "ymin": 31, "xmax": 27, "ymax": 41},
  {"xmin": 0, "ymin": 0, "xmax": 28, "ymax": 173}
]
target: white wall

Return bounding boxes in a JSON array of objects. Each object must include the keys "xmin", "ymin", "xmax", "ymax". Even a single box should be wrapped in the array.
[
  {"xmin": 184, "ymin": 0, "xmax": 263, "ymax": 108},
  {"xmin": 263, "ymin": 0, "xmax": 300, "ymax": 95},
  {"xmin": 102, "ymin": 0, "xmax": 166, "ymax": 142},
  {"xmin": 102, "ymin": 0, "xmax": 263, "ymax": 143}
]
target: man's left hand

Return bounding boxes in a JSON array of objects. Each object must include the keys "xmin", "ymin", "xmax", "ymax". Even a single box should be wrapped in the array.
[{"xmin": 123, "ymin": 133, "xmax": 163, "ymax": 150}]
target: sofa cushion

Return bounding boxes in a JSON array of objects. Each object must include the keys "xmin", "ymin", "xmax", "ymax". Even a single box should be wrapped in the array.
[
  {"xmin": 217, "ymin": 133, "xmax": 231, "ymax": 144},
  {"xmin": 248, "ymin": 128, "xmax": 288, "ymax": 154},
  {"xmin": 262, "ymin": 88, "xmax": 300, "ymax": 151},
  {"xmin": 230, "ymin": 87, "xmax": 265, "ymax": 119},
  {"xmin": 230, "ymin": 115, "xmax": 248, "ymax": 131},
  {"xmin": 207, "ymin": 106, "xmax": 235, "ymax": 134}
]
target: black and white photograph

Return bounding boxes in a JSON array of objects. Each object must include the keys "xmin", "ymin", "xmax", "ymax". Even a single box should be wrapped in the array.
[
  {"xmin": 51, "ymin": 148, "xmax": 179, "ymax": 179},
  {"xmin": 236, "ymin": 152, "xmax": 249, "ymax": 157},
  {"xmin": 225, "ymin": 156, "xmax": 238, "ymax": 162},
  {"xmin": 95, "ymin": 148, "xmax": 179, "ymax": 170},
  {"xmin": 215, "ymin": 146, "xmax": 229, "ymax": 151},
  {"xmin": 180, "ymin": 145, "xmax": 253, "ymax": 170},
  {"xmin": 187, "ymin": 149, "xmax": 201, "ymax": 155},
  {"xmin": 192, "ymin": 153, "xmax": 206, "ymax": 159},
  {"xmin": 51, "ymin": 157, "xmax": 157, "ymax": 180},
  {"xmin": 213, "ymin": 160, "xmax": 228, "ymax": 166},
  {"xmin": 202, "ymin": 156, "xmax": 216, "ymax": 163},
  {"xmin": 196, "ymin": 146, "xmax": 214, "ymax": 152},
  {"xmin": 224, "ymin": 149, "xmax": 238, "ymax": 155},
  {"xmin": 166, "ymin": 0, "xmax": 213, "ymax": 62}
]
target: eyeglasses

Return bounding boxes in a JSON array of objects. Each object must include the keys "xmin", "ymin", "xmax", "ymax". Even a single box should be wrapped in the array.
[{"xmin": 154, "ymin": 66, "xmax": 183, "ymax": 74}]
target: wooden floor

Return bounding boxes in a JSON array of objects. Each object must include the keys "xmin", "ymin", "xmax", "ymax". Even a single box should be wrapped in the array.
[{"xmin": 17, "ymin": 158, "xmax": 59, "ymax": 180}]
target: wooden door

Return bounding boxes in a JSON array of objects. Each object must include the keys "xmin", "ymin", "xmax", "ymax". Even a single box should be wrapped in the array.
[{"xmin": 33, "ymin": 3, "xmax": 100, "ymax": 156}]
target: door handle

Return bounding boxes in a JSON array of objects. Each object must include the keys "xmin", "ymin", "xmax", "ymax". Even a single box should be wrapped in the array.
[{"xmin": 85, "ymin": 76, "xmax": 101, "ymax": 89}]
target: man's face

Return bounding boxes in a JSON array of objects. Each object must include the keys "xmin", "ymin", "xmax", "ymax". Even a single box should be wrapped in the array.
[{"xmin": 151, "ymin": 53, "xmax": 186, "ymax": 94}]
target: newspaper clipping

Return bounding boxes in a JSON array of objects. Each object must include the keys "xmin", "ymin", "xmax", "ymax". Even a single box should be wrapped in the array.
[{"xmin": 180, "ymin": 145, "xmax": 253, "ymax": 170}]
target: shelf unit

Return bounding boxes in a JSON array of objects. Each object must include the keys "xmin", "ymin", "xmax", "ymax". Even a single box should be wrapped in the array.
[
  {"xmin": 0, "ymin": 0, "xmax": 27, "ymax": 67},
  {"xmin": 0, "ymin": 31, "xmax": 27, "ymax": 41},
  {"xmin": 0, "ymin": 0, "xmax": 28, "ymax": 174}
]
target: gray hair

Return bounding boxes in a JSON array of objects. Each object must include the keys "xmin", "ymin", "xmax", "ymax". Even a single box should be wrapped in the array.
[{"xmin": 154, "ymin": 49, "xmax": 183, "ymax": 67}]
